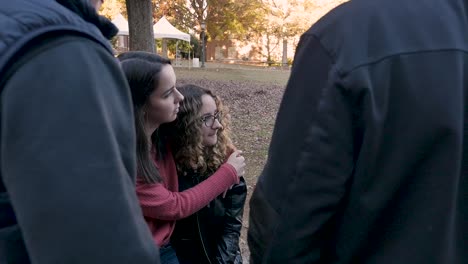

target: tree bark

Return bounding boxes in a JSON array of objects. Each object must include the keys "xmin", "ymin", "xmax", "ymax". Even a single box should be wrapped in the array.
[
  {"xmin": 282, "ymin": 38, "xmax": 288, "ymax": 68},
  {"xmin": 161, "ymin": 39, "xmax": 168, "ymax": 58},
  {"xmin": 126, "ymin": 0, "xmax": 155, "ymax": 52}
]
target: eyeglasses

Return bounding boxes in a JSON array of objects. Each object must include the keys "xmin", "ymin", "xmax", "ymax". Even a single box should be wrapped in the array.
[{"xmin": 201, "ymin": 112, "xmax": 221, "ymax": 127}]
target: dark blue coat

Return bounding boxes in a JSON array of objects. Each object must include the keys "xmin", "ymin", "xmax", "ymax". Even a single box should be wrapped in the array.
[
  {"xmin": 0, "ymin": 1, "xmax": 159, "ymax": 263},
  {"xmin": 249, "ymin": 0, "xmax": 468, "ymax": 263}
]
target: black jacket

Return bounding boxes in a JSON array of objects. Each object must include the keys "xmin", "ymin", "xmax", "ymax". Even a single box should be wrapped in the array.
[
  {"xmin": 172, "ymin": 171, "xmax": 247, "ymax": 264},
  {"xmin": 0, "ymin": 1, "xmax": 159, "ymax": 263},
  {"xmin": 248, "ymin": 0, "xmax": 468, "ymax": 263}
]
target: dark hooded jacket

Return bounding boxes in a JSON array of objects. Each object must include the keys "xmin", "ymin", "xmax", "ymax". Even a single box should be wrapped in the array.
[
  {"xmin": 248, "ymin": 0, "xmax": 468, "ymax": 263},
  {"xmin": 0, "ymin": 0, "xmax": 159, "ymax": 263}
]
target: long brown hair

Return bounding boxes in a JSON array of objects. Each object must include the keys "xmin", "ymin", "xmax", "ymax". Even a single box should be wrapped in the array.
[{"xmin": 118, "ymin": 51, "xmax": 171, "ymax": 183}]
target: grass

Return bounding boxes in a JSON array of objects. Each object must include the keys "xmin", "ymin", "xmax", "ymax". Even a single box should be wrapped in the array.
[{"xmin": 175, "ymin": 64, "xmax": 290, "ymax": 85}]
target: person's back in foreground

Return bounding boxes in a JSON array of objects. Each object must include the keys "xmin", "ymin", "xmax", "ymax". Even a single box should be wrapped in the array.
[
  {"xmin": 248, "ymin": 0, "xmax": 468, "ymax": 263},
  {"xmin": 0, "ymin": 0, "xmax": 159, "ymax": 263}
]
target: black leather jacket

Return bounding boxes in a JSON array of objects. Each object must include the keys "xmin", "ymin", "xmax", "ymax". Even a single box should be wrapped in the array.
[{"xmin": 172, "ymin": 171, "xmax": 247, "ymax": 264}]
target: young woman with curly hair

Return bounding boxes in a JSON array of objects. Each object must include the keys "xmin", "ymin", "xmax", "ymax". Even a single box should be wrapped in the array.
[
  {"xmin": 168, "ymin": 84, "xmax": 248, "ymax": 264},
  {"xmin": 117, "ymin": 52, "xmax": 246, "ymax": 264}
]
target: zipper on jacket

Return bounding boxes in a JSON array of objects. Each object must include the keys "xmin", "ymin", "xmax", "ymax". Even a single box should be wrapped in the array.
[
  {"xmin": 192, "ymin": 175, "xmax": 212, "ymax": 264},
  {"xmin": 197, "ymin": 212, "xmax": 212, "ymax": 264}
]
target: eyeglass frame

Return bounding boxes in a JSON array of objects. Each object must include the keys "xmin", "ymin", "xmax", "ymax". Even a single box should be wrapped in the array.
[{"xmin": 200, "ymin": 111, "xmax": 222, "ymax": 128}]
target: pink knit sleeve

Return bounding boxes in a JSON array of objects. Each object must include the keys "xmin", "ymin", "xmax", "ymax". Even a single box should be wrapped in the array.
[{"xmin": 136, "ymin": 163, "xmax": 237, "ymax": 220}]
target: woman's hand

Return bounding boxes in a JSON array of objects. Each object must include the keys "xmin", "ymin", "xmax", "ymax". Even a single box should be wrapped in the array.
[{"xmin": 226, "ymin": 150, "xmax": 246, "ymax": 177}]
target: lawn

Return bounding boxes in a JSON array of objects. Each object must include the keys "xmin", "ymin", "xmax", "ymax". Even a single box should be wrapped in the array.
[{"xmin": 175, "ymin": 64, "xmax": 290, "ymax": 261}]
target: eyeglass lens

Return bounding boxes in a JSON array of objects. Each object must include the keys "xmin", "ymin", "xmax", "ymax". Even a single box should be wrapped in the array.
[{"xmin": 203, "ymin": 112, "xmax": 220, "ymax": 127}]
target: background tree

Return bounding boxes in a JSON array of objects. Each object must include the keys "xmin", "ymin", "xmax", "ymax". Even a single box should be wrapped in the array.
[
  {"xmin": 99, "ymin": 0, "xmax": 125, "ymax": 19},
  {"xmin": 126, "ymin": 0, "xmax": 155, "ymax": 52},
  {"xmin": 209, "ymin": 0, "xmax": 265, "ymax": 41},
  {"xmin": 256, "ymin": 0, "xmax": 325, "ymax": 65},
  {"xmin": 99, "ymin": 0, "xmax": 347, "ymax": 61},
  {"xmin": 153, "ymin": 0, "xmax": 193, "ymax": 30},
  {"xmin": 187, "ymin": 0, "xmax": 264, "ymax": 40}
]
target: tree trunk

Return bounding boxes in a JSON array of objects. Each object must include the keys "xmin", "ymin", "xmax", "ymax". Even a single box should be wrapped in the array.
[
  {"xmin": 126, "ymin": 0, "xmax": 155, "ymax": 52},
  {"xmin": 282, "ymin": 38, "xmax": 288, "ymax": 68},
  {"xmin": 266, "ymin": 34, "xmax": 272, "ymax": 66},
  {"xmin": 161, "ymin": 39, "xmax": 168, "ymax": 58}
]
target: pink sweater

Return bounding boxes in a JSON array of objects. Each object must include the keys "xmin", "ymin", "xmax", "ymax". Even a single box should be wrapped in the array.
[{"xmin": 136, "ymin": 147, "xmax": 238, "ymax": 247}]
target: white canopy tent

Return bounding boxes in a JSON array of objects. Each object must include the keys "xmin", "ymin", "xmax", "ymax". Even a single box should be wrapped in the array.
[
  {"xmin": 111, "ymin": 14, "xmax": 129, "ymax": 51},
  {"xmin": 111, "ymin": 14, "xmax": 190, "ymax": 42},
  {"xmin": 153, "ymin": 16, "xmax": 190, "ymax": 42},
  {"xmin": 153, "ymin": 16, "xmax": 191, "ymax": 67},
  {"xmin": 111, "ymin": 13, "xmax": 129, "ymax": 36},
  {"xmin": 111, "ymin": 14, "xmax": 193, "ymax": 66}
]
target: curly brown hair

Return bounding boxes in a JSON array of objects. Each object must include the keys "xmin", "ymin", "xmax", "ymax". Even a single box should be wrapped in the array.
[{"xmin": 168, "ymin": 84, "xmax": 234, "ymax": 177}]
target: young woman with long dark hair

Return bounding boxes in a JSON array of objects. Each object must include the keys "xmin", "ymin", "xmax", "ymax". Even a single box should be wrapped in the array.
[{"xmin": 117, "ymin": 51, "xmax": 246, "ymax": 264}]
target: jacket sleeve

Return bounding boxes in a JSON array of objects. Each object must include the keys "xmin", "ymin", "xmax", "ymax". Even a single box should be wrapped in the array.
[
  {"xmin": 248, "ymin": 33, "xmax": 355, "ymax": 264},
  {"xmin": 137, "ymin": 163, "xmax": 238, "ymax": 220},
  {"xmin": 215, "ymin": 177, "xmax": 247, "ymax": 264},
  {"xmin": 1, "ymin": 36, "xmax": 160, "ymax": 264}
]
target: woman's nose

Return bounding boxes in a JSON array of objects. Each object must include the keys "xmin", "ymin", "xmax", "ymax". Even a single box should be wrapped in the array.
[
  {"xmin": 174, "ymin": 88, "xmax": 184, "ymax": 102},
  {"xmin": 212, "ymin": 118, "xmax": 223, "ymax": 129}
]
